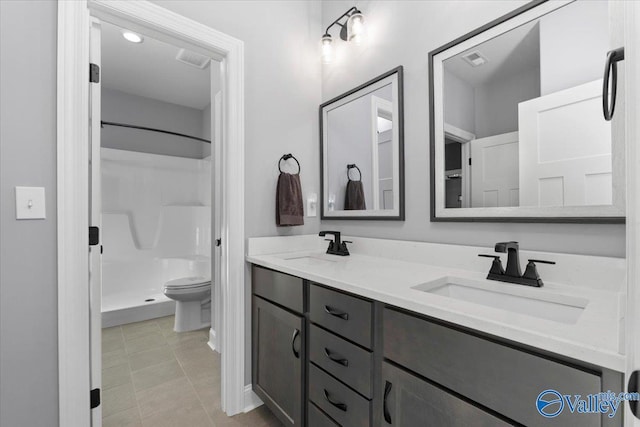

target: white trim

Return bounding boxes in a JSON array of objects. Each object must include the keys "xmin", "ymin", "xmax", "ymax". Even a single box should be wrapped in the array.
[
  {"xmin": 444, "ymin": 123, "xmax": 475, "ymax": 143},
  {"xmin": 57, "ymin": 2, "xmax": 91, "ymax": 426},
  {"xmin": 243, "ymin": 385, "xmax": 264, "ymax": 413},
  {"xmin": 208, "ymin": 328, "xmax": 218, "ymax": 353},
  {"xmin": 57, "ymin": 0, "xmax": 247, "ymax": 421}
]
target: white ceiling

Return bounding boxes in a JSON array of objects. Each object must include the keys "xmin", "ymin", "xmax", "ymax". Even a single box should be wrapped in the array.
[
  {"xmin": 444, "ymin": 20, "xmax": 540, "ymax": 88},
  {"xmin": 101, "ymin": 21, "xmax": 219, "ymax": 110}
]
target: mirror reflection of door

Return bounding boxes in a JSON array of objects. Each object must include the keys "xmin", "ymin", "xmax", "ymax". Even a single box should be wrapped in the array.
[
  {"xmin": 372, "ymin": 96, "xmax": 394, "ymax": 210},
  {"xmin": 440, "ymin": 0, "xmax": 614, "ymax": 210}
]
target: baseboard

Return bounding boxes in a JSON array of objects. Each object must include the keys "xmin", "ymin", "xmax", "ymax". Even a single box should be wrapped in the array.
[
  {"xmin": 243, "ymin": 385, "xmax": 263, "ymax": 413},
  {"xmin": 208, "ymin": 328, "xmax": 219, "ymax": 353}
]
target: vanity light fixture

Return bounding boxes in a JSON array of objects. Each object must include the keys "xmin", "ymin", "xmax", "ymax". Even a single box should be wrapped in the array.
[
  {"xmin": 122, "ymin": 30, "xmax": 144, "ymax": 44},
  {"xmin": 321, "ymin": 6, "xmax": 365, "ymax": 64}
]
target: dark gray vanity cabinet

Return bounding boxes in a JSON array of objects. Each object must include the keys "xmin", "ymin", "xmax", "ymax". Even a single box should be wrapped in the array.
[
  {"xmin": 307, "ymin": 284, "xmax": 376, "ymax": 427},
  {"xmin": 252, "ymin": 266, "xmax": 305, "ymax": 427},
  {"xmin": 381, "ymin": 362, "xmax": 511, "ymax": 426},
  {"xmin": 383, "ymin": 307, "xmax": 623, "ymax": 427}
]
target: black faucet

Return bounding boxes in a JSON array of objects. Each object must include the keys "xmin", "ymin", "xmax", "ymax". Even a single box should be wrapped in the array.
[
  {"xmin": 479, "ymin": 241, "xmax": 555, "ymax": 287},
  {"xmin": 319, "ymin": 231, "xmax": 351, "ymax": 256}
]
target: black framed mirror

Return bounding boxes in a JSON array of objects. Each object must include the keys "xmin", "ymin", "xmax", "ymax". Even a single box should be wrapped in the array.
[
  {"xmin": 429, "ymin": 0, "xmax": 625, "ymax": 223},
  {"xmin": 320, "ymin": 66, "xmax": 405, "ymax": 220}
]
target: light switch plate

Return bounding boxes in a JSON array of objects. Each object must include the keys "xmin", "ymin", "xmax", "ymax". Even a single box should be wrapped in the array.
[
  {"xmin": 15, "ymin": 186, "xmax": 46, "ymax": 219},
  {"xmin": 307, "ymin": 193, "xmax": 317, "ymax": 217}
]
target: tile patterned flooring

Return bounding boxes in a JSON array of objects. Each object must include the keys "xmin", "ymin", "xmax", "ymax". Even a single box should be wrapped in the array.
[{"xmin": 102, "ymin": 315, "xmax": 282, "ymax": 427}]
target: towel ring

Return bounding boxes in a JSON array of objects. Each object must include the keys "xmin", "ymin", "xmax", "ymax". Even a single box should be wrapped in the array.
[
  {"xmin": 279, "ymin": 153, "xmax": 301, "ymax": 174},
  {"xmin": 347, "ymin": 164, "xmax": 362, "ymax": 181}
]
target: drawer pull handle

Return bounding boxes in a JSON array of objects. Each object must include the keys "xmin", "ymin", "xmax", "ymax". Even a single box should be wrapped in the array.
[
  {"xmin": 323, "ymin": 389, "xmax": 347, "ymax": 412},
  {"xmin": 291, "ymin": 329, "xmax": 300, "ymax": 359},
  {"xmin": 383, "ymin": 380, "xmax": 392, "ymax": 424},
  {"xmin": 324, "ymin": 305, "xmax": 349, "ymax": 320},
  {"xmin": 324, "ymin": 348, "xmax": 349, "ymax": 367}
]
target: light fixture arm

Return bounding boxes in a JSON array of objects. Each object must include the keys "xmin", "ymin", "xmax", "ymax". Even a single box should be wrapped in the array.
[{"xmin": 324, "ymin": 6, "xmax": 359, "ymax": 41}]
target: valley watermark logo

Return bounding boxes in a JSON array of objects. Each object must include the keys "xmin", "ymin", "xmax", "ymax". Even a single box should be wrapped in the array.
[{"xmin": 536, "ymin": 389, "xmax": 640, "ymax": 419}]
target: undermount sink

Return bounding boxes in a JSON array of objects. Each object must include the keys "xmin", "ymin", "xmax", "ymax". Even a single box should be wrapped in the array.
[
  {"xmin": 276, "ymin": 252, "xmax": 341, "ymax": 265},
  {"xmin": 412, "ymin": 276, "xmax": 588, "ymax": 324}
]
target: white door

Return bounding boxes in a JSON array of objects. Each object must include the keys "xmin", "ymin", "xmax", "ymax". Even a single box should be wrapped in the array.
[
  {"xmin": 377, "ymin": 129, "xmax": 394, "ymax": 209},
  {"xmin": 89, "ymin": 17, "xmax": 103, "ymax": 427},
  {"xmin": 470, "ymin": 131, "xmax": 519, "ymax": 208},
  {"xmin": 212, "ymin": 89, "xmax": 223, "ymax": 352},
  {"xmin": 519, "ymin": 80, "xmax": 612, "ymax": 208}
]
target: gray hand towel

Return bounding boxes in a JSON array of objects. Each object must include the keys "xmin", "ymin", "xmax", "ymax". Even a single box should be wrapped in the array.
[
  {"xmin": 276, "ymin": 172, "xmax": 304, "ymax": 226},
  {"xmin": 345, "ymin": 180, "xmax": 366, "ymax": 210}
]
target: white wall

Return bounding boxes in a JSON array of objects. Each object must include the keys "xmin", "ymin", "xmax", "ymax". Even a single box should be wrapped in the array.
[
  {"xmin": 443, "ymin": 71, "xmax": 475, "ymax": 134},
  {"xmin": 539, "ymin": 0, "xmax": 609, "ymax": 95},
  {"xmin": 321, "ymin": 0, "xmax": 624, "ymax": 258},
  {"xmin": 474, "ymin": 65, "xmax": 540, "ymax": 138},
  {"xmin": 102, "ymin": 87, "xmax": 208, "ymax": 158},
  {"xmin": 0, "ymin": 1, "xmax": 59, "ymax": 425}
]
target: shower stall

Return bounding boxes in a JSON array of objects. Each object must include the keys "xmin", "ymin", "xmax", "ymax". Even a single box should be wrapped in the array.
[{"xmin": 101, "ymin": 147, "xmax": 211, "ymax": 327}]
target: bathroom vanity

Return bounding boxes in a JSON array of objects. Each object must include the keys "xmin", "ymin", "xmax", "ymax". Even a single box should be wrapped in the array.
[{"xmin": 248, "ymin": 236, "xmax": 627, "ymax": 426}]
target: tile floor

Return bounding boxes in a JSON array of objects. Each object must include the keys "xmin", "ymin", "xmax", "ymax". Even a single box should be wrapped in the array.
[{"xmin": 102, "ymin": 315, "xmax": 282, "ymax": 427}]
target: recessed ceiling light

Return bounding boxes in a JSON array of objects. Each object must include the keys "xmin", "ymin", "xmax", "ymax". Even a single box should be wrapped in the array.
[{"xmin": 122, "ymin": 30, "xmax": 143, "ymax": 44}]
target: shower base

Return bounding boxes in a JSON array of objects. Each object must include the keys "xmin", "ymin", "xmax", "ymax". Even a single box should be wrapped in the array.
[{"xmin": 102, "ymin": 290, "xmax": 175, "ymax": 328}]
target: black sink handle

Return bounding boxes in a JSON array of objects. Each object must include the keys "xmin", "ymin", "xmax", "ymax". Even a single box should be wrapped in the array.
[{"xmin": 528, "ymin": 259, "xmax": 556, "ymax": 265}]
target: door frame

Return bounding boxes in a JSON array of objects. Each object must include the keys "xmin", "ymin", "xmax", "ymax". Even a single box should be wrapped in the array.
[{"xmin": 56, "ymin": 1, "xmax": 248, "ymax": 425}]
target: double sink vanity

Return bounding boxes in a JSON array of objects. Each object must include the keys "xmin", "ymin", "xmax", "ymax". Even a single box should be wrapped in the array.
[
  {"xmin": 253, "ymin": 0, "xmax": 632, "ymax": 425},
  {"xmin": 247, "ymin": 234, "xmax": 626, "ymax": 426}
]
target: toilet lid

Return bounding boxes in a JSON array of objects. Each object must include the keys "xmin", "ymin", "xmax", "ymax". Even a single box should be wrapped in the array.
[{"xmin": 164, "ymin": 276, "xmax": 211, "ymax": 290}]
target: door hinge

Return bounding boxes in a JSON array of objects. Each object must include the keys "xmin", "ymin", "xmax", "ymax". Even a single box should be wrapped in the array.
[
  {"xmin": 90, "ymin": 388, "xmax": 101, "ymax": 409},
  {"xmin": 215, "ymin": 238, "xmax": 221, "ymax": 247},
  {"xmin": 89, "ymin": 226, "xmax": 99, "ymax": 246},
  {"xmin": 90, "ymin": 63, "xmax": 100, "ymax": 83},
  {"xmin": 100, "ymin": 245, "xmax": 103, "ymax": 255},
  {"xmin": 468, "ymin": 158, "xmax": 472, "ymax": 166}
]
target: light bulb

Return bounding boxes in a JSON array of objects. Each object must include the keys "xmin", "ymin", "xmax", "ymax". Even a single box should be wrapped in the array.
[
  {"xmin": 348, "ymin": 12, "xmax": 365, "ymax": 45},
  {"xmin": 321, "ymin": 35, "xmax": 333, "ymax": 64}
]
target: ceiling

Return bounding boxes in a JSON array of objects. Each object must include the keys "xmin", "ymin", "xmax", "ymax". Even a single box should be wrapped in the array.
[
  {"xmin": 444, "ymin": 20, "xmax": 540, "ymax": 88},
  {"xmin": 101, "ymin": 21, "xmax": 219, "ymax": 110}
]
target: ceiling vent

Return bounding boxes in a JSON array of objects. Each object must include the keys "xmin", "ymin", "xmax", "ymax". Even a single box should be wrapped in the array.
[
  {"xmin": 175, "ymin": 48, "xmax": 210, "ymax": 69},
  {"xmin": 461, "ymin": 50, "xmax": 488, "ymax": 67}
]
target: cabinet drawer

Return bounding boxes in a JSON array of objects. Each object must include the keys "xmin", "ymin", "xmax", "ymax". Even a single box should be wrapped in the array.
[
  {"xmin": 309, "ymin": 364, "xmax": 370, "ymax": 427},
  {"xmin": 309, "ymin": 284, "xmax": 372, "ymax": 348},
  {"xmin": 309, "ymin": 324, "xmax": 373, "ymax": 398},
  {"xmin": 381, "ymin": 361, "xmax": 513, "ymax": 426},
  {"xmin": 383, "ymin": 307, "xmax": 601, "ymax": 427},
  {"xmin": 252, "ymin": 265, "xmax": 303, "ymax": 313},
  {"xmin": 308, "ymin": 402, "xmax": 339, "ymax": 427}
]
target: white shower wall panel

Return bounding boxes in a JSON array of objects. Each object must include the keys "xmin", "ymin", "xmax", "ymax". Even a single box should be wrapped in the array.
[{"xmin": 101, "ymin": 148, "xmax": 211, "ymax": 325}]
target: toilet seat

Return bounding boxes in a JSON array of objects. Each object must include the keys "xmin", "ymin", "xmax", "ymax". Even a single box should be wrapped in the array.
[{"xmin": 164, "ymin": 276, "xmax": 210, "ymax": 291}]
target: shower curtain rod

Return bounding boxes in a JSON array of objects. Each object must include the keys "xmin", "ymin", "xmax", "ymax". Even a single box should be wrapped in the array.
[{"xmin": 101, "ymin": 121, "xmax": 211, "ymax": 144}]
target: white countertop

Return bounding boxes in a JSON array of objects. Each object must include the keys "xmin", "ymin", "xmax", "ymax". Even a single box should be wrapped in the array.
[{"xmin": 247, "ymin": 236, "xmax": 626, "ymax": 372}]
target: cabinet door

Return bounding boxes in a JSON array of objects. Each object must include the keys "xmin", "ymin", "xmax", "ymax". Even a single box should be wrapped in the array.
[
  {"xmin": 381, "ymin": 362, "xmax": 513, "ymax": 427},
  {"xmin": 252, "ymin": 296, "xmax": 304, "ymax": 426}
]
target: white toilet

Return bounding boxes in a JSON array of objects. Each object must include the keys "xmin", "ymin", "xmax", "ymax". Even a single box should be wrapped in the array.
[{"xmin": 163, "ymin": 276, "xmax": 211, "ymax": 332}]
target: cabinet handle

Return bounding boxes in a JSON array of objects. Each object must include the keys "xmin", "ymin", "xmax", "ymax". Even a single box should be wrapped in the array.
[
  {"xmin": 383, "ymin": 380, "xmax": 392, "ymax": 424},
  {"xmin": 603, "ymin": 47, "xmax": 625, "ymax": 121},
  {"xmin": 323, "ymin": 389, "xmax": 347, "ymax": 412},
  {"xmin": 324, "ymin": 305, "xmax": 349, "ymax": 320},
  {"xmin": 324, "ymin": 348, "xmax": 349, "ymax": 367},
  {"xmin": 291, "ymin": 329, "xmax": 300, "ymax": 359}
]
